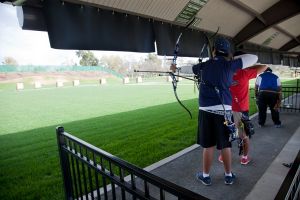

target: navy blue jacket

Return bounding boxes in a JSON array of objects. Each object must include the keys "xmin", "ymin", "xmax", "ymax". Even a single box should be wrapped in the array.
[{"xmin": 192, "ymin": 56, "xmax": 242, "ymax": 107}]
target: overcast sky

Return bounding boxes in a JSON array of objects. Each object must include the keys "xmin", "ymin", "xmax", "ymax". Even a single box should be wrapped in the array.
[
  {"xmin": 0, "ymin": 4, "xmax": 79, "ymax": 65},
  {"xmin": 0, "ymin": 3, "xmax": 149, "ymax": 66}
]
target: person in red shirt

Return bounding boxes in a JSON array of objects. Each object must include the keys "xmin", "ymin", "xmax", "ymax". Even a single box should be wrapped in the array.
[{"xmin": 219, "ymin": 51, "xmax": 267, "ymax": 165}]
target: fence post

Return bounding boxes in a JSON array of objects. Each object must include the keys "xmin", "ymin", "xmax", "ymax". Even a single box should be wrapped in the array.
[
  {"xmin": 56, "ymin": 126, "xmax": 73, "ymax": 200},
  {"xmin": 297, "ymin": 79, "xmax": 299, "ymax": 94}
]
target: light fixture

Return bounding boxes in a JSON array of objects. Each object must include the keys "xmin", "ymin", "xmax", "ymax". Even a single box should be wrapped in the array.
[
  {"xmin": 175, "ymin": 0, "xmax": 209, "ymax": 25},
  {"xmin": 262, "ymin": 32, "xmax": 280, "ymax": 46}
]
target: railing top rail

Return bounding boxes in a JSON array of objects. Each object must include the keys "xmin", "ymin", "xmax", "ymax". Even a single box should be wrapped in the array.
[
  {"xmin": 275, "ymin": 150, "xmax": 300, "ymax": 200},
  {"xmin": 57, "ymin": 127, "xmax": 208, "ymax": 200}
]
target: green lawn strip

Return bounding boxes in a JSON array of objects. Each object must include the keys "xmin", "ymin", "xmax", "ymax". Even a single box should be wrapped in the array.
[
  {"xmin": 281, "ymin": 78, "xmax": 299, "ymax": 87},
  {"xmin": 0, "ymin": 84, "xmax": 197, "ymax": 135},
  {"xmin": 0, "ymin": 82, "xmax": 16, "ymax": 90},
  {"xmin": 0, "ymin": 99, "xmax": 198, "ymax": 200}
]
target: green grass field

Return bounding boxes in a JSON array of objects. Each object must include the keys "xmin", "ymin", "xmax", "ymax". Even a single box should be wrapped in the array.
[
  {"xmin": 0, "ymin": 77, "xmax": 298, "ymax": 200},
  {"xmin": 0, "ymin": 79, "xmax": 199, "ymax": 200}
]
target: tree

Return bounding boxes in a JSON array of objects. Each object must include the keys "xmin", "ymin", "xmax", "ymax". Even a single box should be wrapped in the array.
[
  {"xmin": 2, "ymin": 56, "xmax": 18, "ymax": 65},
  {"xmin": 100, "ymin": 55, "xmax": 126, "ymax": 73},
  {"xmin": 76, "ymin": 50, "xmax": 99, "ymax": 66},
  {"xmin": 138, "ymin": 53, "xmax": 162, "ymax": 71}
]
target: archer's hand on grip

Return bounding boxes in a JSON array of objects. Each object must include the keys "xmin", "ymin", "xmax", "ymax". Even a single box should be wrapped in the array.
[{"xmin": 170, "ymin": 64, "xmax": 177, "ymax": 73}]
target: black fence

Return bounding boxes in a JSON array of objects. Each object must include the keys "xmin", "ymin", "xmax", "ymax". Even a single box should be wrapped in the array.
[
  {"xmin": 280, "ymin": 79, "xmax": 300, "ymax": 112},
  {"xmin": 275, "ymin": 150, "xmax": 300, "ymax": 200},
  {"xmin": 56, "ymin": 126, "xmax": 208, "ymax": 200}
]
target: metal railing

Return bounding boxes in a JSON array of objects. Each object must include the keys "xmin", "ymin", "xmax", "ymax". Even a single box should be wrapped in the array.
[
  {"xmin": 275, "ymin": 150, "xmax": 300, "ymax": 200},
  {"xmin": 56, "ymin": 126, "xmax": 208, "ymax": 200},
  {"xmin": 250, "ymin": 79, "xmax": 300, "ymax": 112},
  {"xmin": 280, "ymin": 79, "xmax": 300, "ymax": 112}
]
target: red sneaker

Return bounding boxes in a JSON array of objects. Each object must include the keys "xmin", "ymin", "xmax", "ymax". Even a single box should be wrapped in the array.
[
  {"xmin": 218, "ymin": 155, "xmax": 223, "ymax": 163},
  {"xmin": 241, "ymin": 156, "xmax": 251, "ymax": 165}
]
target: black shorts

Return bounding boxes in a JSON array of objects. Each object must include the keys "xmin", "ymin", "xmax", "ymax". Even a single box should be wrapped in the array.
[{"xmin": 197, "ymin": 110, "xmax": 232, "ymax": 150}]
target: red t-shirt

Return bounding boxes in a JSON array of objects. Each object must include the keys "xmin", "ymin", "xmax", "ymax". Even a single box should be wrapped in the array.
[{"xmin": 230, "ymin": 68, "xmax": 257, "ymax": 111}]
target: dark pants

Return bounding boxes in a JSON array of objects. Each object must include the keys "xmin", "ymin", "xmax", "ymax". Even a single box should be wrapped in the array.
[{"xmin": 257, "ymin": 92, "xmax": 281, "ymax": 126}]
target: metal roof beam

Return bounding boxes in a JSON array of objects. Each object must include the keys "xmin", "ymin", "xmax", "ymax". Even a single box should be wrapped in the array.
[
  {"xmin": 224, "ymin": 0, "xmax": 266, "ymax": 24},
  {"xmin": 232, "ymin": 0, "xmax": 300, "ymax": 46},
  {"xmin": 279, "ymin": 35, "xmax": 300, "ymax": 51},
  {"xmin": 226, "ymin": 0, "xmax": 299, "ymax": 44}
]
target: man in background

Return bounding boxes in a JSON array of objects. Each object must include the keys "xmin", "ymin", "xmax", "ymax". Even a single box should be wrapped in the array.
[{"xmin": 255, "ymin": 67, "xmax": 282, "ymax": 128}]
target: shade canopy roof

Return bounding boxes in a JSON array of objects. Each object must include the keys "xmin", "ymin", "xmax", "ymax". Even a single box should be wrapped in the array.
[{"xmin": 1, "ymin": 0, "xmax": 300, "ymax": 65}]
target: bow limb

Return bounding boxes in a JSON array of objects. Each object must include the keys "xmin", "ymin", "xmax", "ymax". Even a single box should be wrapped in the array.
[
  {"xmin": 206, "ymin": 34, "xmax": 213, "ymax": 59},
  {"xmin": 170, "ymin": 73, "xmax": 192, "ymax": 119},
  {"xmin": 200, "ymin": 27, "xmax": 220, "ymax": 61},
  {"xmin": 168, "ymin": 18, "xmax": 196, "ymax": 119},
  {"xmin": 207, "ymin": 27, "xmax": 220, "ymax": 58},
  {"xmin": 174, "ymin": 89, "xmax": 193, "ymax": 119}
]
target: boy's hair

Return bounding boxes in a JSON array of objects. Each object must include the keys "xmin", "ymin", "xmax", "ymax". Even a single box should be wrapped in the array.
[{"xmin": 265, "ymin": 67, "xmax": 272, "ymax": 72}]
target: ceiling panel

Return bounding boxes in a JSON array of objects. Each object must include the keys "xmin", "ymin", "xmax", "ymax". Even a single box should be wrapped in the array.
[
  {"xmin": 195, "ymin": 0, "xmax": 253, "ymax": 36},
  {"xmin": 289, "ymin": 45, "xmax": 300, "ymax": 52},
  {"xmin": 277, "ymin": 14, "xmax": 300, "ymax": 37},
  {"xmin": 81, "ymin": 0, "xmax": 189, "ymax": 21},
  {"xmin": 239, "ymin": 0, "xmax": 279, "ymax": 13},
  {"xmin": 249, "ymin": 27, "xmax": 291, "ymax": 49}
]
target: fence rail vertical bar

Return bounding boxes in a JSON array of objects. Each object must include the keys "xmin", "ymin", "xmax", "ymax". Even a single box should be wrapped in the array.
[
  {"xmin": 131, "ymin": 173, "xmax": 136, "ymax": 200},
  {"xmin": 160, "ymin": 188, "xmax": 165, "ymax": 200},
  {"xmin": 69, "ymin": 140, "xmax": 79, "ymax": 199},
  {"xmin": 292, "ymin": 87, "xmax": 294, "ymax": 112},
  {"xmin": 111, "ymin": 182, "xmax": 116, "ymax": 200},
  {"xmin": 56, "ymin": 126, "xmax": 73, "ymax": 200},
  {"xmin": 296, "ymin": 79, "xmax": 299, "ymax": 112},
  {"xmin": 80, "ymin": 146, "xmax": 89, "ymax": 199},
  {"xmin": 74, "ymin": 143, "xmax": 83, "ymax": 200},
  {"xmin": 86, "ymin": 149, "xmax": 94, "ymax": 200},
  {"xmin": 144, "ymin": 181, "xmax": 149, "ymax": 197},
  {"xmin": 100, "ymin": 157, "xmax": 108, "ymax": 200},
  {"xmin": 119, "ymin": 167, "xmax": 126, "ymax": 200},
  {"xmin": 297, "ymin": 79, "xmax": 299, "ymax": 93},
  {"xmin": 290, "ymin": 87, "xmax": 292, "ymax": 111},
  {"xmin": 93, "ymin": 153, "xmax": 101, "ymax": 200}
]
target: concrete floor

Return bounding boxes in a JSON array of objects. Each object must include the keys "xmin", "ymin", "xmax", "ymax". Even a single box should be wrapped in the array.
[
  {"xmin": 146, "ymin": 111, "xmax": 300, "ymax": 200},
  {"xmin": 97, "ymin": 110, "xmax": 299, "ymax": 200}
]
